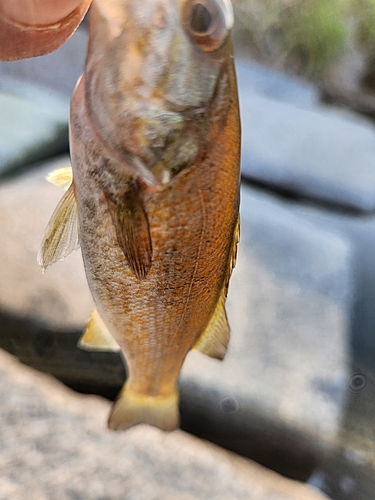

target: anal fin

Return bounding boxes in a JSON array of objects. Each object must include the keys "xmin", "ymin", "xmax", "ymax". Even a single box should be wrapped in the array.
[
  {"xmin": 193, "ymin": 289, "xmax": 230, "ymax": 360},
  {"xmin": 78, "ymin": 308, "xmax": 120, "ymax": 352}
]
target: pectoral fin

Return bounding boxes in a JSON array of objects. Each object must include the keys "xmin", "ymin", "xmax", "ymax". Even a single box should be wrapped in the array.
[
  {"xmin": 37, "ymin": 184, "xmax": 80, "ymax": 271},
  {"xmin": 104, "ymin": 183, "xmax": 152, "ymax": 280},
  {"xmin": 193, "ymin": 289, "xmax": 230, "ymax": 360},
  {"xmin": 46, "ymin": 166, "xmax": 73, "ymax": 191},
  {"xmin": 78, "ymin": 308, "xmax": 120, "ymax": 352}
]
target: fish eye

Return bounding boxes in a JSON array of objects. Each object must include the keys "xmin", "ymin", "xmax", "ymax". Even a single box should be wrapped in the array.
[
  {"xmin": 191, "ymin": 4, "xmax": 212, "ymax": 33},
  {"xmin": 182, "ymin": 0, "xmax": 234, "ymax": 52}
]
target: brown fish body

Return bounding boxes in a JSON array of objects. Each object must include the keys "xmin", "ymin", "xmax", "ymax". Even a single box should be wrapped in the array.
[{"xmin": 41, "ymin": 0, "xmax": 241, "ymax": 430}]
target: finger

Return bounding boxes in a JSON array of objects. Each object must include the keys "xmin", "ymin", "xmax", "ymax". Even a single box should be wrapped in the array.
[
  {"xmin": 0, "ymin": 0, "xmax": 85, "ymax": 26},
  {"xmin": 0, "ymin": 0, "xmax": 91, "ymax": 61}
]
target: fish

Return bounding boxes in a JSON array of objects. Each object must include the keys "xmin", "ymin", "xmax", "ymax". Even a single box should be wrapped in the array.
[{"xmin": 38, "ymin": 0, "xmax": 241, "ymax": 432}]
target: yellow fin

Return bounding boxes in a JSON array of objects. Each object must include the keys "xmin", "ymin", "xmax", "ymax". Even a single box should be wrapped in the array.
[
  {"xmin": 193, "ymin": 290, "xmax": 230, "ymax": 360},
  {"xmin": 78, "ymin": 308, "xmax": 120, "ymax": 352},
  {"xmin": 230, "ymin": 216, "xmax": 240, "ymax": 277},
  {"xmin": 193, "ymin": 216, "xmax": 239, "ymax": 360},
  {"xmin": 46, "ymin": 166, "xmax": 73, "ymax": 191},
  {"xmin": 37, "ymin": 184, "xmax": 80, "ymax": 272},
  {"xmin": 108, "ymin": 384, "xmax": 179, "ymax": 432}
]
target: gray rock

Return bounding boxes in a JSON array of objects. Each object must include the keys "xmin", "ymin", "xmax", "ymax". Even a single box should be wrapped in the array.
[
  {"xmin": 0, "ymin": 156, "xmax": 93, "ymax": 330},
  {"xmin": 0, "ymin": 348, "xmax": 330, "ymax": 500},
  {"xmin": 235, "ymin": 63, "xmax": 375, "ymax": 498},
  {"xmin": 0, "ymin": 157, "xmax": 119, "ymax": 397},
  {"xmin": 237, "ymin": 61, "xmax": 375, "ymax": 212},
  {"xmin": 0, "ymin": 28, "xmax": 87, "ymax": 176},
  {"xmin": 180, "ymin": 185, "xmax": 353, "ymax": 479},
  {"xmin": 236, "ymin": 60, "xmax": 318, "ymax": 108},
  {"xmin": 281, "ymin": 195, "xmax": 375, "ymax": 500},
  {"xmin": 0, "ymin": 79, "xmax": 69, "ymax": 176}
]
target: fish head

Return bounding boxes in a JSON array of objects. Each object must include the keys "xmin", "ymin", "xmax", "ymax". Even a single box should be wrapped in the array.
[{"xmin": 84, "ymin": 0, "xmax": 236, "ymax": 185}]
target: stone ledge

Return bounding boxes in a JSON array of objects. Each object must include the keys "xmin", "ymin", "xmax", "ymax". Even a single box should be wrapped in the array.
[{"xmin": 0, "ymin": 347, "xmax": 329, "ymax": 500}]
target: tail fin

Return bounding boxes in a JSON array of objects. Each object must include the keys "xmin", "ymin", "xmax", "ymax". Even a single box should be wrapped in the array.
[{"xmin": 108, "ymin": 384, "xmax": 179, "ymax": 432}]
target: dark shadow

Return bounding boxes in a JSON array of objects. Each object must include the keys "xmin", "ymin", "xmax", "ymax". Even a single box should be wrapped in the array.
[
  {"xmin": 0, "ymin": 308, "xmax": 125, "ymax": 400},
  {"xmin": 0, "ymin": 306, "xmax": 319, "ymax": 482},
  {"xmin": 308, "ymin": 221, "xmax": 375, "ymax": 499}
]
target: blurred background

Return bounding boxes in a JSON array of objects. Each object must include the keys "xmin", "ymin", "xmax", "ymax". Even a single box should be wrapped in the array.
[{"xmin": 1, "ymin": 1, "xmax": 375, "ymax": 499}]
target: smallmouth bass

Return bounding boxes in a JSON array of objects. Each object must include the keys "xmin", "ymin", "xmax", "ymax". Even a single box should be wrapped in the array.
[{"xmin": 39, "ymin": 0, "xmax": 241, "ymax": 431}]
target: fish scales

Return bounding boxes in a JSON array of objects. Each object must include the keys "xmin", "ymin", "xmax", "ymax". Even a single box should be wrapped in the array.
[
  {"xmin": 39, "ymin": 0, "xmax": 241, "ymax": 431},
  {"xmin": 71, "ymin": 74, "xmax": 239, "ymax": 388}
]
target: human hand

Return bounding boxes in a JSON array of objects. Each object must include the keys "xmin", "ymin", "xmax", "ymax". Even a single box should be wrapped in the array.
[{"xmin": 0, "ymin": 0, "xmax": 92, "ymax": 61}]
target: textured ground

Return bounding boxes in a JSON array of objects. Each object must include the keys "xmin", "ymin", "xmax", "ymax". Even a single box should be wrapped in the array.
[{"xmin": 0, "ymin": 349, "xmax": 328, "ymax": 500}]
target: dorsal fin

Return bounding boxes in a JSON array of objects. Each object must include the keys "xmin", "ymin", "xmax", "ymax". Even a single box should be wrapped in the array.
[
  {"xmin": 46, "ymin": 166, "xmax": 73, "ymax": 191},
  {"xmin": 37, "ymin": 184, "xmax": 80, "ymax": 272},
  {"xmin": 193, "ymin": 289, "xmax": 230, "ymax": 360},
  {"xmin": 104, "ymin": 182, "xmax": 152, "ymax": 280},
  {"xmin": 194, "ymin": 216, "xmax": 240, "ymax": 360},
  {"xmin": 227, "ymin": 215, "xmax": 240, "ymax": 289},
  {"xmin": 78, "ymin": 308, "xmax": 120, "ymax": 352}
]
